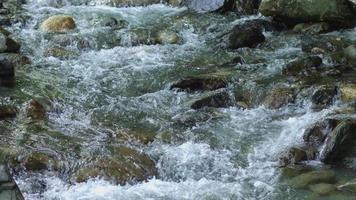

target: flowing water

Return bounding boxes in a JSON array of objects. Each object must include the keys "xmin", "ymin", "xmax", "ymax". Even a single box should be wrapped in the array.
[{"xmin": 2, "ymin": 0, "xmax": 356, "ymax": 199}]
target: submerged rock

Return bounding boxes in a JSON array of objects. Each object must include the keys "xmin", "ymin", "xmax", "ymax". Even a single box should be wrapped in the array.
[
  {"xmin": 282, "ymin": 56, "xmax": 322, "ymax": 76},
  {"xmin": 107, "ymin": 0, "xmax": 160, "ymax": 7},
  {"xmin": 293, "ymin": 22, "xmax": 331, "ymax": 35},
  {"xmin": 301, "ymin": 35, "xmax": 349, "ymax": 53},
  {"xmin": 26, "ymin": 100, "xmax": 46, "ymax": 120},
  {"xmin": 228, "ymin": 21, "xmax": 265, "ymax": 49},
  {"xmin": 338, "ymin": 179, "xmax": 356, "ymax": 193},
  {"xmin": 320, "ymin": 121, "xmax": 356, "ymax": 164},
  {"xmin": 259, "ymin": 0, "xmax": 355, "ymax": 26},
  {"xmin": 22, "ymin": 152, "xmax": 56, "ymax": 171},
  {"xmin": 171, "ymin": 76, "xmax": 227, "ymax": 92},
  {"xmin": 44, "ymin": 47, "xmax": 78, "ymax": 59},
  {"xmin": 309, "ymin": 183, "xmax": 337, "ymax": 196},
  {"xmin": 0, "ymin": 106, "xmax": 17, "ymax": 119},
  {"xmin": 156, "ymin": 30, "xmax": 182, "ymax": 45},
  {"xmin": 73, "ymin": 146, "xmax": 157, "ymax": 184},
  {"xmin": 191, "ymin": 91, "xmax": 232, "ymax": 109},
  {"xmin": 288, "ymin": 170, "xmax": 336, "ymax": 188},
  {"xmin": 263, "ymin": 87, "xmax": 296, "ymax": 109},
  {"xmin": 40, "ymin": 15, "xmax": 76, "ymax": 33}
]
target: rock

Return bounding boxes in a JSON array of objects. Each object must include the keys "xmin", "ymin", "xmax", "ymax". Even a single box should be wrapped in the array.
[
  {"xmin": 311, "ymin": 86, "xmax": 337, "ymax": 110},
  {"xmin": 114, "ymin": 129, "xmax": 156, "ymax": 145},
  {"xmin": 301, "ymin": 35, "xmax": 349, "ymax": 53},
  {"xmin": 182, "ymin": 0, "xmax": 236, "ymax": 13},
  {"xmin": 0, "ymin": 33, "xmax": 6, "ymax": 52},
  {"xmin": 168, "ymin": 0, "xmax": 183, "ymax": 6},
  {"xmin": 263, "ymin": 87, "xmax": 296, "ymax": 109},
  {"xmin": 281, "ymin": 165, "xmax": 311, "ymax": 178},
  {"xmin": 259, "ymin": 0, "xmax": 355, "ymax": 26},
  {"xmin": 44, "ymin": 47, "xmax": 78, "ymax": 59},
  {"xmin": 320, "ymin": 121, "xmax": 356, "ymax": 164},
  {"xmin": 279, "ymin": 147, "xmax": 315, "ymax": 166},
  {"xmin": 171, "ymin": 76, "xmax": 227, "ymax": 92},
  {"xmin": 309, "ymin": 183, "xmax": 337, "ymax": 196},
  {"xmin": 288, "ymin": 170, "xmax": 336, "ymax": 188},
  {"xmin": 344, "ymin": 45, "xmax": 356, "ymax": 64},
  {"xmin": 282, "ymin": 56, "xmax": 322, "ymax": 76},
  {"xmin": 40, "ymin": 15, "xmax": 76, "ymax": 33},
  {"xmin": 340, "ymin": 84, "xmax": 356, "ymax": 103},
  {"xmin": 73, "ymin": 146, "xmax": 157, "ymax": 184},
  {"xmin": 235, "ymin": 0, "xmax": 261, "ymax": 14},
  {"xmin": 338, "ymin": 179, "xmax": 356, "ymax": 193},
  {"xmin": 293, "ymin": 22, "xmax": 331, "ymax": 35},
  {"xmin": 107, "ymin": 0, "xmax": 161, "ymax": 7},
  {"xmin": 0, "ymin": 106, "xmax": 17, "ymax": 119},
  {"xmin": 4, "ymin": 36, "xmax": 20, "ymax": 53},
  {"xmin": 51, "ymin": 35, "xmax": 91, "ymax": 49},
  {"xmin": 22, "ymin": 152, "xmax": 56, "ymax": 171},
  {"xmin": 0, "ymin": 53, "xmax": 30, "ymax": 68},
  {"xmin": 0, "ymin": 27, "xmax": 10, "ymax": 36},
  {"xmin": 191, "ymin": 91, "xmax": 232, "ymax": 109},
  {"xmin": 228, "ymin": 21, "xmax": 265, "ymax": 49},
  {"xmin": 26, "ymin": 100, "xmax": 46, "ymax": 120},
  {"xmin": 303, "ymin": 119, "xmax": 340, "ymax": 147},
  {"xmin": 156, "ymin": 30, "xmax": 182, "ymax": 45},
  {"xmin": 0, "ymin": 56, "xmax": 14, "ymax": 77}
]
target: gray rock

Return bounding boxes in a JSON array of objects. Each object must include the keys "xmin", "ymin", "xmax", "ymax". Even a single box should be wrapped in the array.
[
  {"xmin": 0, "ymin": 33, "xmax": 6, "ymax": 52},
  {"xmin": 303, "ymin": 119, "xmax": 340, "ymax": 148},
  {"xmin": 301, "ymin": 35, "xmax": 349, "ymax": 53},
  {"xmin": 311, "ymin": 86, "xmax": 337, "ymax": 110},
  {"xmin": 263, "ymin": 87, "xmax": 296, "ymax": 109},
  {"xmin": 293, "ymin": 22, "xmax": 331, "ymax": 35}
]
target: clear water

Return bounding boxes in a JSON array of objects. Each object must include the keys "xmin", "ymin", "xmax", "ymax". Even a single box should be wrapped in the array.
[{"xmin": 1, "ymin": 1, "xmax": 356, "ymax": 199}]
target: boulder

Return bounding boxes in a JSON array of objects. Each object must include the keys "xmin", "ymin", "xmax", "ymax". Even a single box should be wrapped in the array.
[
  {"xmin": 310, "ymin": 86, "xmax": 337, "ymax": 110},
  {"xmin": 309, "ymin": 183, "xmax": 337, "ymax": 196},
  {"xmin": 0, "ymin": 32, "xmax": 20, "ymax": 53},
  {"xmin": 303, "ymin": 119, "xmax": 340, "ymax": 148},
  {"xmin": 40, "ymin": 15, "xmax": 76, "ymax": 33},
  {"xmin": 340, "ymin": 84, "xmax": 356, "ymax": 103},
  {"xmin": 191, "ymin": 91, "xmax": 232, "ymax": 109},
  {"xmin": 259, "ymin": 0, "xmax": 355, "ymax": 26},
  {"xmin": 320, "ymin": 121, "xmax": 356, "ymax": 164},
  {"xmin": 293, "ymin": 22, "xmax": 331, "ymax": 35},
  {"xmin": 0, "ymin": 106, "xmax": 17, "ymax": 119},
  {"xmin": 338, "ymin": 179, "xmax": 356, "ymax": 193},
  {"xmin": 26, "ymin": 100, "xmax": 46, "ymax": 120},
  {"xmin": 73, "ymin": 146, "xmax": 157, "ymax": 184},
  {"xmin": 288, "ymin": 170, "xmax": 336, "ymax": 188},
  {"xmin": 228, "ymin": 21, "xmax": 265, "ymax": 49},
  {"xmin": 263, "ymin": 87, "xmax": 296, "ymax": 109},
  {"xmin": 171, "ymin": 76, "xmax": 227, "ymax": 92},
  {"xmin": 44, "ymin": 47, "xmax": 78, "ymax": 59},
  {"xmin": 282, "ymin": 56, "xmax": 322, "ymax": 76}
]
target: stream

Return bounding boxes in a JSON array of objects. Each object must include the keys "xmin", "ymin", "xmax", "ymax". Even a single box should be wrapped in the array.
[{"xmin": 1, "ymin": 0, "xmax": 356, "ymax": 199}]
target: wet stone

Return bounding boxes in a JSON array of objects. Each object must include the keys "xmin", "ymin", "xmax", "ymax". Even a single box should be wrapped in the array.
[
  {"xmin": 171, "ymin": 76, "xmax": 227, "ymax": 92},
  {"xmin": 0, "ymin": 165, "xmax": 10, "ymax": 183},
  {"xmin": 303, "ymin": 119, "xmax": 339, "ymax": 148},
  {"xmin": 191, "ymin": 91, "xmax": 232, "ymax": 109},
  {"xmin": 40, "ymin": 15, "xmax": 76, "ymax": 33},
  {"xmin": 310, "ymin": 86, "xmax": 337, "ymax": 110},
  {"xmin": 26, "ymin": 99, "xmax": 47, "ymax": 120},
  {"xmin": 293, "ymin": 22, "xmax": 331, "ymax": 35},
  {"xmin": 228, "ymin": 20, "xmax": 265, "ymax": 49},
  {"xmin": 282, "ymin": 56, "xmax": 322, "ymax": 76},
  {"xmin": 0, "ymin": 106, "xmax": 17, "ymax": 119},
  {"xmin": 22, "ymin": 152, "xmax": 56, "ymax": 171},
  {"xmin": 263, "ymin": 87, "xmax": 296, "ymax": 109},
  {"xmin": 301, "ymin": 35, "xmax": 349, "ymax": 53}
]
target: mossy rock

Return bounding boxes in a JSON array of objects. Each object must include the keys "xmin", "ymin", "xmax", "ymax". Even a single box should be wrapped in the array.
[
  {"xmin": 288, "ymin": 170, "xmax": 336, "ymax": 188},
  {"xmin": 40, "ymin": 15, "xmax": 76, "ymax": 33}
]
